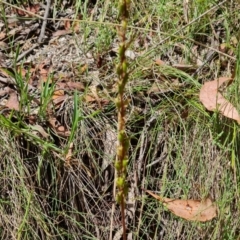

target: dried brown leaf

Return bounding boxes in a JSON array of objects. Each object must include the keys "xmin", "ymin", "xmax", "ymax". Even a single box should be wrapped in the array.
[
  {"xmin": 199, "ymin": 77, "xmax": 240, "ymax": 123},
  {"xmin": 5, "ymin": 91, "xmax": 19, "ymax": 110},
  {"xmin": 84, "ymin": 95, "xmax": 95, "ymax": 102},
  {"xmin": 64, "ymin": 20, "xmax": 80, "ymax": 33},
  {"xmin": 14, "ymin": 4, "xmax": 40, "ymax": 17},
  {"xmin": 53, "ymin": 95, "xmax": 68, "ymax": 108},
  {"xmin": 145, "ymin": 190, "xmax": 217, "ymax": 222},
  {"xmin": 31, "ymin": 125, "xmax": 49, "ymax": 139},
  {"xmin": 34, "ymin": 61, "xmax": 53, "ymax": 88},
  {"xmin": 26, "ymin": 4, "xmax": 40, "ymax": 15},
  {"xmin": 65, "ymin": 142, "xmax": 74, "ymax": 166},
  {"xmin": 52, "ymin": 89, "xmax": 64, "ymax": 100},
  {"xmin": 65, "ymin": 82, "xmax": 84, "ymax": 91},
  {"xmin": 15, "ymin": 8, "xmax": 26, "ymax": 16},
  {"xmin": 57, "ymin": 130, "xmax": 71, "ymax": 137},
  {"xmin": 80, "ymin": 64, "xmax": 88, "ymax": 74},
  {"xmin": 0, "ymin": 41, "xmax": 7, "ymax": 49},
  {"xmin": 8, "ymin": 26, "xmax": 22, "ymax": 36},
  {"xmin": 0, "ymin": 31, "xmax": 6, "ymax": 40},
  {"xmin": 155, "ymin": 59, "xmax": 166, "ymax": 66},
  {"xmin": 56, "ymin": 81, "xmax": 84, "ymax": 91},
  {"xmin": 0, "ymin": 87, "xmax": 11, "ymax": 97},
  {"xmin": 16, "ymin": 64, "xmax": 35, "ymax": 78},
  {"xmin": 49, "ymin": 117, "xmax": 70, "ymax": 137},
  {"xmin": 64, "ymin": 20, "xmax": 71, "ymax": 30},
  {"xmin": 52, "ymin": 30, "xmax": 72, "ymax": 37}
]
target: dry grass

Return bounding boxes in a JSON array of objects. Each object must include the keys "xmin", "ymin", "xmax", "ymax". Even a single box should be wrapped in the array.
[{"xmin": 0, "ymin": 0, "xmax": 240, "ymax": 239}]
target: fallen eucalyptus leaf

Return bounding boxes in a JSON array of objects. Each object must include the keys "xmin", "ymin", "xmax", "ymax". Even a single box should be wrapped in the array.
[{"xmin": 144, "ymin": 189, "xmax": 217, "ymax": 222}]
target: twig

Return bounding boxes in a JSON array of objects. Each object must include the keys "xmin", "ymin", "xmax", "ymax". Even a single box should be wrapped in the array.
[
  {"xmin": 38, "ymin": 0, "xmax": 51, "ymax": 43},
  {"xmin": 146, "ymin": 154, "xmax": 168, "ymax": 168},
  {"xmin": 16, "ymin": 43, "xmax": 39, "ymax": 63}
]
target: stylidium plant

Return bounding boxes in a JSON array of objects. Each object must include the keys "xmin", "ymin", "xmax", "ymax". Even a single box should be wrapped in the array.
[{"xmin": 114, "ymin": 0, "xmax": 131, "ymax": 239}]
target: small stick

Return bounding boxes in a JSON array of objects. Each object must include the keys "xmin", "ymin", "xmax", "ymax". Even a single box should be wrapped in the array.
[
  {"xmin": 38, "ymin": 0, "xmax": 51, "ymax": 43},
  {"xmin": 16, "ymin": 43, "xmax": 39, "ymax": 63}
]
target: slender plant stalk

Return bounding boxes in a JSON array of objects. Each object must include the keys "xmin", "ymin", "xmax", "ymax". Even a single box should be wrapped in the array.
[{"xmin": 114, "ymin": 0, "xmax": 131, "ymax": 239}]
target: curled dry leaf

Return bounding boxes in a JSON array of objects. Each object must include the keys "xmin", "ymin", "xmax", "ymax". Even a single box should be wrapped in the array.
[
  {"xmin": 52, "ymin": 30, "xmax": 72, "ymax": 37},
  {"xmin": 37, "ymin": 60, "xmax": 53, "ymax": 86},
  {"xmin": 84, "ymin": 95, "xmax": 96, "ymax": 103},
  {"xmin": 0, "ymin": 41, "xmax": 7, "ymax": 50},
  {"xmin": 64, "ymin": 20, "xmax": 80, "ymax": 33},
  {"xmin": 0, "ymin": 87, "xmax": 11, "ymax": 97},
  {"xmin": 30, "ymin": 125, "xmax": 49, "ymax": 139},
  {"xmin": 53, "ymin": 95, "xmax": 68, "ymax": 109},
  {"xmin": 49, "ymin": 117, "xmax": 70, "ymax": 137},
  {"xmin": 65, "ymin": 142, "xmax": 74, "ymax": 167},
  {"xmin": 155, "ymin": 59, "xmax": 166, "ymax": 66},
  {"xmin": 0, "ymin": 31, "xmax": 6, "ymax": 40},
  {"xmin": 8, "ymin": 26, "xmax": 23, "ymax": 37},
  {"xmin": 26, "ymin": 4, "xmax": 40, "ymax": 16},
  {"xmin": 14, "ymin": 4, "xmax": 40, "ymax": 17},
  {"xmin": 56, "ymin": 81, "xmax": 84, "ymax": 91},
  {"xmin": 80, "ymin": 64, "xmax": 88, "ymax": 74},
  {"xmin": 155, "ymin": 59, "xmax": 197, "ymax": 73},
  {"xmin": 65, "ymin": 82, "xmax": 84, "ymax": 91},
  {"xmin": 144, "ymin": 189, "xmax": 217, "ymax": 222},
  {"xmin": 52, "ymin": 89, "xmax": 64, "ymax": 100},
  {"xmin": 199, "ymin": 77, "xmax": 240, "ymax": 123}
]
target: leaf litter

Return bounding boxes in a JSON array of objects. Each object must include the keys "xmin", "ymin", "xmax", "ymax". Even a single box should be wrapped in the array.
[
  {"xmin": 144, "ymin": 189, "xmax": 218, "ymax": 222},
  {"xmin": 199, "ymin": 77, "xmax": 240, "ymax": 123}
]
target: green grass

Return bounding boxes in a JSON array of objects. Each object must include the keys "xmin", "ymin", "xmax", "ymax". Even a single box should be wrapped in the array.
[{"xmin": 0, "ymin": 0, "xmax": 240, "ymax": 239}]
